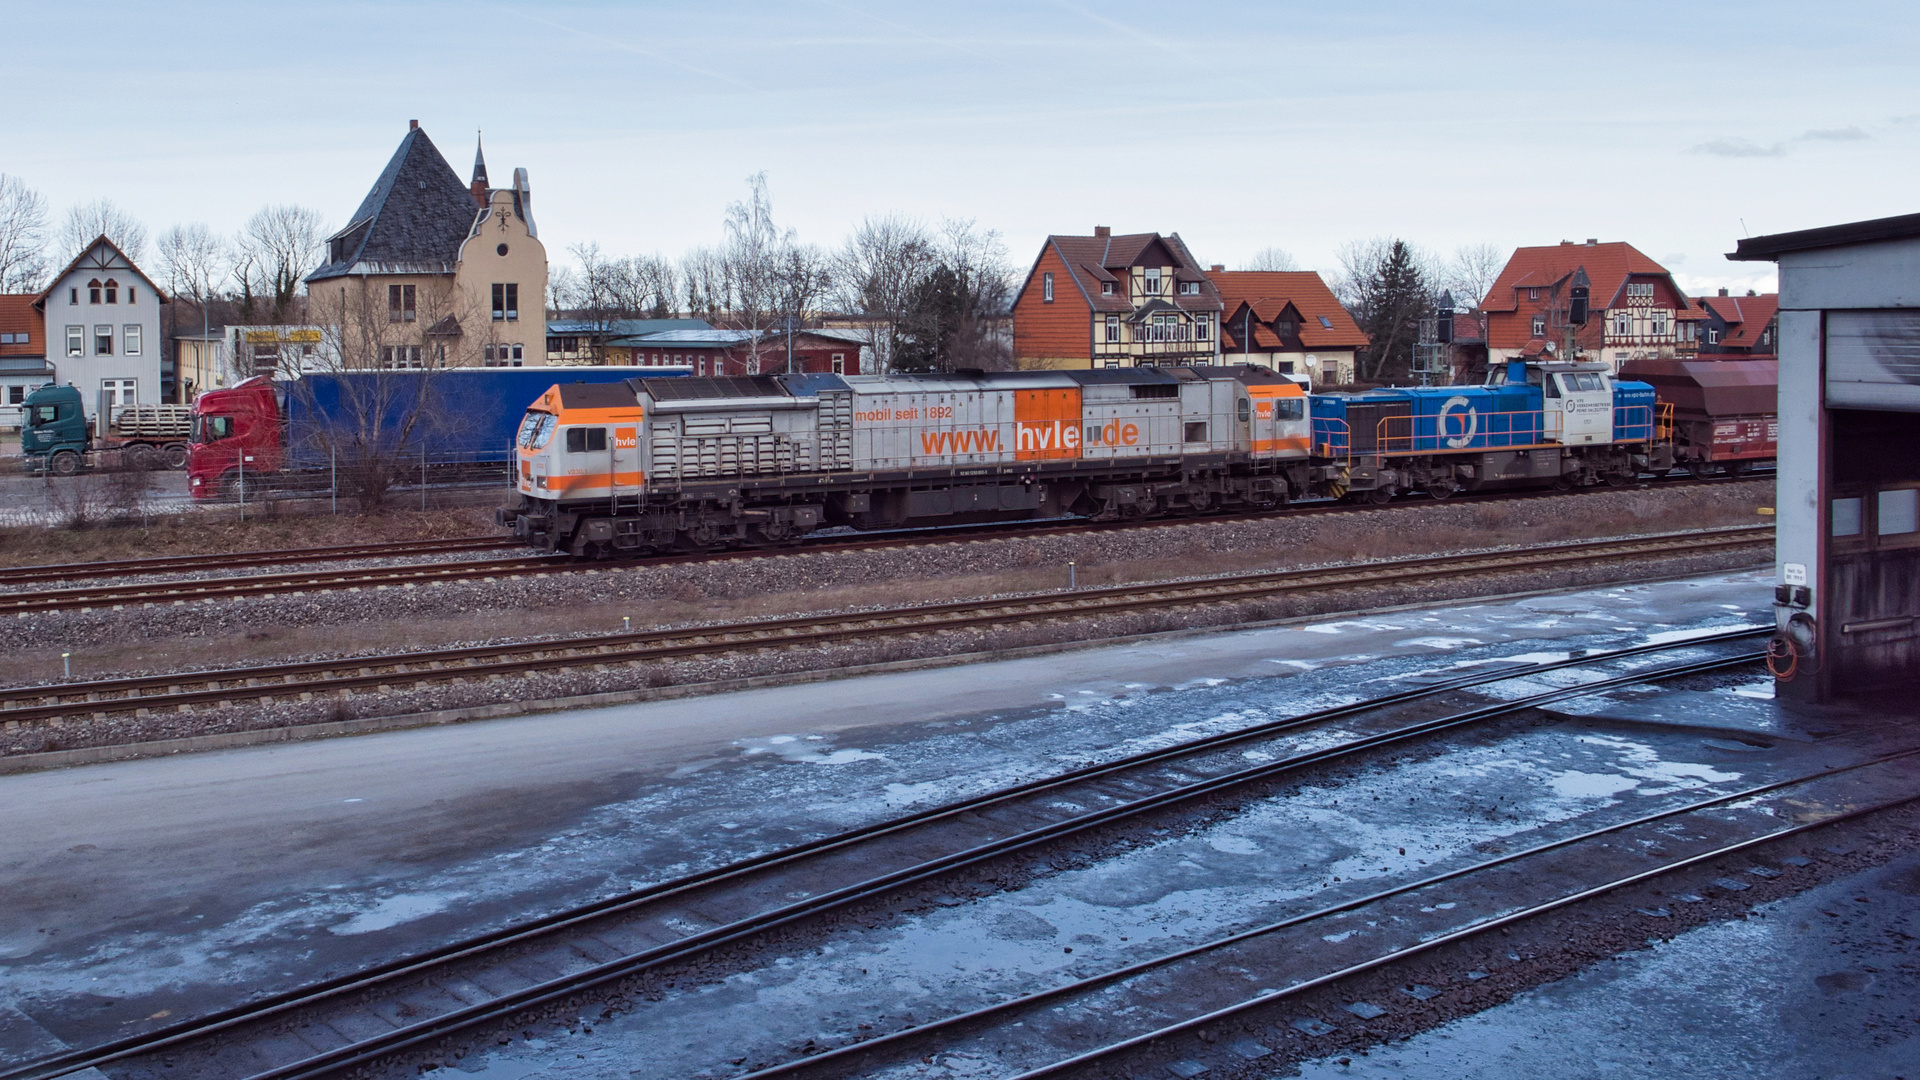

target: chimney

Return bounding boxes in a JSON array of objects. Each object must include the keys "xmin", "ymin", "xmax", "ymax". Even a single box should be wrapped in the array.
[
  {"xmin": 1585, "ymin": 238, "xmax": 1597, "ymax": 246},
  {"xmin": 1559, "ymin": 240, "xmax": 1573, "ymax": 246},
  {"xmin": 1210, "ymin": 264, "xmax": 1224, "ymax": 273},
  {"xmin": 1094, "ymin": 225, "xmax": 1111, "ymax": 237},
  {"xmin": 409, "ymin": 119, "xmax": 419, "ymax": 131},
  {"xmin": 1718, "ymin": 287, "xmax": 1729, "ymax": 296}
]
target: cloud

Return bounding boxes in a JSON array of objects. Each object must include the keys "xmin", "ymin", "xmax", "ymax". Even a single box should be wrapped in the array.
[
  {"xmin": 1795, "ymin": 126, "xmax": 1869, "ymax": 142},
  {"xmin": 1690, "ymin": 138, "xmax": 1786, "ymax": 158}
]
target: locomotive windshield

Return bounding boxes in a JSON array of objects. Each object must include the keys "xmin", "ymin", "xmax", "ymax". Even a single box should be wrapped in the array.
[{"xmin": 516, "ymin": 410, "xmax": 556, "ymax": 450}]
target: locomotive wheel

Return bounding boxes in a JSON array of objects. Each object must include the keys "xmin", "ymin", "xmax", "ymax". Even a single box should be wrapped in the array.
[
  {"xmin": 1725, "ymin": 460, "xmax": 1751, "ymax": 479},
  {"xmin": 1604, "ymin": 470, "xmax": 1635, "ymax": 488},
  {"xmin": 1426, "ymin": 481, "xmax": 1457, "ymax": 501},
  {"xmin": 1552, "ymin": 475, "xmax": 1574, "ymax": 491},
  {"xmin": 1367, "ymin": 487, "xmax": 1394, "ymax": 505},
  {"xmin": 680, "ymin": 520, "xmax": 720, "ymax": 550}
]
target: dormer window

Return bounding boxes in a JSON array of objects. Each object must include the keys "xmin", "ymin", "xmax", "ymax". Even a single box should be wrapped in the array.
[
  {"xmin": 88, "ymin": 279, "xmax": 102, "ymax": 304},
  {"xmin": 1178, "ymin": 281, "xmax": 1200, "ymax": 296},
  {"xmin": 1102, "ymin": 282, "xmax": 1114, "ymax": 296},
  {"xmin": 1528, "ymin": 288, "xmax": 1541, "ymax": 301},
  {"xmin": 104, "ymin": 279, "xmax": 118, "ymax": 304},
  {"xmin": 1144, "ymin": 268, "xmax": 1162, "ymax": 295},
  {"xmin": 1277, "ymin": 319, "xmax": 1297, "ymax": 336}
]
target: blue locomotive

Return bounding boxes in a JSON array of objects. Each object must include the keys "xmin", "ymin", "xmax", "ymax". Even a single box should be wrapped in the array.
[{"xmin": 1307, "ymin": 360, "xmax": 1671, "ymax": 502}]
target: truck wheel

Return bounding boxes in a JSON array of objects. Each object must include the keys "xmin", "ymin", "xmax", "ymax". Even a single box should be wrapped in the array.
[
  {"xmin": 221, "ymin": 472, "xmax": 248, "ymax": 501},
  {"xmin": 162, "ymin": 443, "xmax": 189, "ymax": 470},
  {"xmin": 49, "ymin": 450, "xmax": 82, "ymax": 477},
  {"xmin": 126, "ymin": 444, "xmax": 161, "ymax": 471}
]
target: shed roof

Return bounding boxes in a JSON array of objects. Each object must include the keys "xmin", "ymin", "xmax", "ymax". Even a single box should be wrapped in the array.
[{"xmin": 1730, "ymin": 210, "xmax": 1920, "ymax": 260}]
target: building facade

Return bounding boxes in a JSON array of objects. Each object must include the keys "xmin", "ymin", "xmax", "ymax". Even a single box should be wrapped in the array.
[
  {"xmin": 1694, "ymin": 290, "xmax": 1779, "ymax": 358},
  {"xmin": 1012, "ymin": 228, "xmax": 1224, "ymax": 370},
  {"xmin": 1210, "ymin": 269, "xmax": 1367, "ymax": 384},
  {"xmin": 1482, "ymin": 240, "xmax": 1696, "ymax": 372},
  {"xmin": 304, "ymin": 122, "xmax": 547, "ymax": 371},
  {"xmin": 29, "ymin": 236, "xmax": 169, "ymax": 427},
  {"xmin": 0, "ymin": 293, "xmax": 53, "ymax": 429}
]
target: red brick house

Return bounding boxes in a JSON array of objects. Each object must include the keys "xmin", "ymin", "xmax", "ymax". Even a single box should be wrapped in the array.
[
  {"xmin": 1482, "ymin": 240, "xmax": 1697, "ymax": 372},
  {"xmin": 1210, "ymin": 269, "xmax": 1368, "ymax": 383},
  {"xmin": 1012, "ymin": 227, "xmax": 1224, "ymax": 369}
]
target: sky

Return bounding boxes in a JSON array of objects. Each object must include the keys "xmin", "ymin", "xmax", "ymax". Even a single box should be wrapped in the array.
[{"xmin": 10, "ymin": 0, "xmax": 1920, "ymax": 299}]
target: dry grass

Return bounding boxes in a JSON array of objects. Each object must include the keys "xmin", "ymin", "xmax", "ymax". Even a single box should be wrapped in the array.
[{"xmin": 0, "ymin": 506, "xmax": 498, "ymax": 568}]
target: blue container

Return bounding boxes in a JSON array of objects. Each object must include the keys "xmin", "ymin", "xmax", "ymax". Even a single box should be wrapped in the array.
[{"xmin": 280, "ymin": 368, "xmax": 685, "ymax": 469}]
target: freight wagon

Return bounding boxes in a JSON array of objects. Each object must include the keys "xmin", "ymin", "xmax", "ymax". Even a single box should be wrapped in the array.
[
  {"xmin": 501, "ymin": 366, "xmax": 1313, "ymax": 555},
  {"xmin": 187, "ymin": 367, "xmax": 689, "ymax": 499},
  {"xmin": 1618, "ymin": 357, "xmax": 1776, "ymax": 478}
]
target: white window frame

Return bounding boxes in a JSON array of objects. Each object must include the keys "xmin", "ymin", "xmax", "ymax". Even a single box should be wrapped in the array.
[
  {"xmin": 1042, "ymin": 272, "xmax": 1054, "ymax": 302},
  {"xmin": 1530, "ymin": 316, "xmax": 1546, "ymax": 337},
  {"xmin": 1144, "ymin": 267, "xmax": 1162, "ymax": 295},
  {"xmin": 831, "ymin": 352, "xmax": 845, "ymax": 374},
  {"xmin": 124, "ymin": 324, "xmax": 142, "ymax": 355},
  {"xmin": 94, "ymin": 324, "xmax": 113, "ymax": 356},
  {"xmin": 101, "ymin": 378, "xmax": 136, "ymax": 412},
  {"xmin": 1195, "ymin": 313, "xmax": 1210, "ymax": 341},
  {"xmin": 66, "ymin": 326, "xmax": 83, "ymax": 357},
  {"xmin": 1105, "ymin": 314, "xmax": 1120, "ymax": 343}
]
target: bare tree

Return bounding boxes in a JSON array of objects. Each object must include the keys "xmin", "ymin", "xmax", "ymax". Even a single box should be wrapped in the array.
[
  {"xmin": 237, "ymin": 205, "xmax": 325, "ymax": 323},
  {"xmin": 156, "ymin": 223, "xmax": 230, "ymax": 303},
  {"xmin": 720, "ymin": 172, "xmax": 798, "ymax": 373},
  {"xmin": 1242, "ymin": 246, "xmax": 1301, "ymax": 272},
  {"xmin": 60, "ymin": 198, "xmax": 148, "ymax": 263},
  {"xmin": 680, "ymin": 246, "xmax": 728, "ymax": 321},
  {"xmin": 1439, "ymin": 242, "xmax": 1505, "ymax": 309},
  {"xmin": 547, "ymin": 263, "xmax": 579, "ymax": 314},
  {"xmin": 296, "ymin": 281, "xmax": 481, "ymax": 511},
  {"xmin": 896, "ymin": 219, "xmax": 1015, "ymax": 372},
  {"xmin": 0, "ymin": 174, "xmax": 50, "ymax": 291},
  {"xmin": 832, "ymin": 214, "xmax": 937, "ymax": 373}
]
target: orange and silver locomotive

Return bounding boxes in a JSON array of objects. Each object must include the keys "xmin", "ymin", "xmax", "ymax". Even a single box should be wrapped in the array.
[{"xmin": 500, "ymin": 367, "xmax": 1311, "ymax": 556}]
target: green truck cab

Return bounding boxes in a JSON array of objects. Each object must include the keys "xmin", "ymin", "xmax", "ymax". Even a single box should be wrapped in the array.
[{"xmin": 20, "ymin": 383, "xmax": 192, "ymax": 474}]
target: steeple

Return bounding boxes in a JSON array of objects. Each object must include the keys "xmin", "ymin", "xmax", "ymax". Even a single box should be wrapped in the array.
[{"xmin": 470, "ymin": 132, "xmax": 489, "ymax": 207}]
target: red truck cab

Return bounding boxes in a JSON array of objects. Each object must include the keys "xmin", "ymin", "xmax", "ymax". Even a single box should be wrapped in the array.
[{"xmin": 187, "ymin": 376, "xmax": 285, "ymax": 499}]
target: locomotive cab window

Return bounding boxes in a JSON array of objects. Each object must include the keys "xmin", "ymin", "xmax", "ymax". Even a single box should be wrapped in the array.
[
  {"xmin": 1544, "ymin": 376, "xmax": 1561, "ymax": 398},
  {"xmin": 517, "ymin": 411, "xmax": 556, "ymax": 450},
  {"xmin": 566, "ymin": 427, "xmax": 608, "ymax": 453},
  {"xmin": 1273, "ymin": 397, "xmax": 1304, "ymax": 421},
  {"xmin": 1236, "ymin": 398, "xmax": 1251, "ymax": 423}
]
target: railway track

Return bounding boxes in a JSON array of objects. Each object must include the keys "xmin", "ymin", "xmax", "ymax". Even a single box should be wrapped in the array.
[
  {"xmin": 0, "ymin": 535, "xmax": 517, "ymax": 588},
  {"xmin": 0, "ymin": 525, "xmax": 1773, "ymax": 726},
  {"xmin": 0, "ymin": 469, "xmax": 1768, "ymax": 613},
  {"xmin": 1, "ymin": 628, "xmax": 1799, "ymax": 1080}
]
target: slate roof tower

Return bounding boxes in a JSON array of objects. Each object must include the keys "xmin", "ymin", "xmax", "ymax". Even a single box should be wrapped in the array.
[{"xmin": 307, "ymin": 121, "xmax": 480, "ymax": 282}]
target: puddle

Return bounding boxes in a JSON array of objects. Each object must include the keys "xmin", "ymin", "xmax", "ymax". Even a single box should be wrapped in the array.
[{"xmin": 328, "ymin": 892, "xmax": 463, "ymax": 936}]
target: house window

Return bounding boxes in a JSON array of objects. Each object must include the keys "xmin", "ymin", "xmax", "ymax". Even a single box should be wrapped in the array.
[
  {"xmin": 831, "ymin": 352, "xmax": 845, "ymax": 374},
  {"xmin": 492, "ymin": 283, "xmax": 518, "ymax": 320},
  {"xmin": 1102, "ymin": 281, "xmax": 1114, "ymax": 296},
  {"xmin": 127, "ymin": 286, "xmax": 135, "ymax": 304},
  {"xmin": 388, "ymin": 284, "xmax": 415, "ymax": 322},
  {"xmin": 1195, "ymin": 313, "xmax": 1210, "ymax": 341},
  {"xmin": 380, "ymin": 345, "xmax": 422, "ymax": 368},
  {"xmin": 1651, "ymin": 312, "xmax": 1669, "ymax": 335},
  {"xmin": 1530, "ymin": 316, "xmax": 1546, "ymax": 337},
  {"xmin": 66, "ymin": 326, "xmax": 83, "ymax": 356},
  {"xmin": 104, "ymin": 279, "xmax": 118, "ymax": 304},
  {"xmin": 1706, "ymin": 328, "xmax": 1720, "ymax": 345},
  {"xmin": 1528, "ymin": 288, "xmax": 1541, "ymax": 301},
  {"xmin": 68, "ymin": 287, "xmax": 78, "ymax": 305},
  {"xmin": 1612, "ymin": 311, "xmax": 1634, "ymax": 336},
  {"xmin": 1178, "ymin": 281, "xmax": 1200, "ymax": 296},
  {"xmin": 88, "ymin": 279, "xmax": 102, "ymax": 304},
  {"xmin": 1043, "ymin": 272, "xmax": 1054, "ymax": 302},
  {"xmin": 94, "ymin": 325, "xmax": 113, "ymax": 355},
  {"xmin": 1144, "ymin": 268, "xmax": 1162, "ymax": 295},
  {"xmin": 124, "ymin": 325, "xmax": 141, "ymax": 355},
  {"xmin": 1626, "ymin": 282, "xmax": 1655, "ymax": 298},
  {"xmin": 7, "ymin": 385, "xmax": 23, "ymax": 405},
  {"xmin": 511, "ymin": 343, "xmax": 523, "ymax": 361}
]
